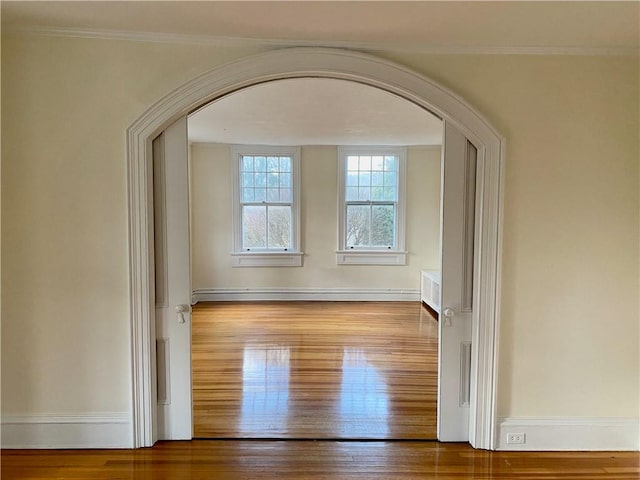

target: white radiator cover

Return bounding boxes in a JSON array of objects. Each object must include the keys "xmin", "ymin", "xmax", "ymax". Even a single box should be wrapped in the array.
[{"xmin": 420, "ymin": 270, "xmax": 441, "ymax": 313}]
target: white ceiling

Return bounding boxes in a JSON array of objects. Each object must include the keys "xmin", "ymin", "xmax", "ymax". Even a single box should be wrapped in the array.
[
  {"xmin": 188, "ymin": 78, "xmax": 443, "ymax": 146},
  {"xmin": 2, "ymin": 1, "xmax": 639, "ymax": 52}
]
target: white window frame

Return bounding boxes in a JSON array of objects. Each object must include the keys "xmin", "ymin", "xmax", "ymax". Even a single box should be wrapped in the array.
[
  {"xmin": 336, "ymin": 146, "xmax": 407, "ymax": 265},
  {"xmin": 231, "ymin": 145, "xmax": 303, "ymax": 267}
]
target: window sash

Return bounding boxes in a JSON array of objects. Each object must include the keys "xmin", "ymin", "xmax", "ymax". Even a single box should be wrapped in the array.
[
  {"xmin": 345, "ymin": 154, "xmax": 399, "ymax": 203},
  {"xmin": 345, "ymin": 201, "xmax": 397, "ymax": 249},
  {"xmin": 240, "ymin": 203, "xmax": 293, "ymax": 252},
  {"xmin": 240, "ymin": 154, "xmax": 293, "ymax": 204}
]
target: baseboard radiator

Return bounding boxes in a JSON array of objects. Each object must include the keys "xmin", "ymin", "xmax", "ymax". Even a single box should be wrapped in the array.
[{"xmin": 192, "ymin": 288, "xmax": 420, "ymax": 303}]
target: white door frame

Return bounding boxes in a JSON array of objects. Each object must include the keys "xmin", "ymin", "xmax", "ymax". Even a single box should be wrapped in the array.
[{"xmin": 126, "ymin": 48, "xmax": 505, "ymax": 449}]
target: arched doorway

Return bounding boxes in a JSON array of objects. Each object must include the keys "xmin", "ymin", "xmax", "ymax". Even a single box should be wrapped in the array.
[{"xmin": 126, "ymin": 48, "xmax": 504, "ymax": 449}]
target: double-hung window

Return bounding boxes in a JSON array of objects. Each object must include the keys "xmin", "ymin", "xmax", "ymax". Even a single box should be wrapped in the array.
[
  {"xmin": 231, "ymin": 145, "xmax": 302, "ymax": 267},
  {"xmin": 337, "ymin": 146, "xmax": 407, "ymax": 265}
]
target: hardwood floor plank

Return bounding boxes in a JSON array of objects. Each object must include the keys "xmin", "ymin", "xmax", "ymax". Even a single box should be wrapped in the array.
[
  {"xmin": 192, "ymin": 301, "xmax": 438, "ymax": 439},
  {"xmin": 2, "ymin": 441, "xmax": 639, "ymax": 480}
]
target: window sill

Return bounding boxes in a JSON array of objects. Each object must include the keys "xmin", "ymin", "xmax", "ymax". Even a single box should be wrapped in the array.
[
  {"xmin": 231, "ymin": 252, "xmax": 304, "ymax": 267},
  {"xmin": 336, "ymin": 250, "xmax": 407, "ymax": 266}
]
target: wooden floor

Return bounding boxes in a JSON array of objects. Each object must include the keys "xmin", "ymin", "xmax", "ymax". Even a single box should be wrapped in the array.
[
  {"xmin": 192, "ymin": 301, "xmax": 438, "ymax": 439},
  {"xmin": 3, "ymin": 441, "xmax": 639, "ymax": 479}
]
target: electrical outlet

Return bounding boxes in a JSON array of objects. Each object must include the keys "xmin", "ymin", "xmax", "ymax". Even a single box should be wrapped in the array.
[{"xmin": 506, "ymin": 433, "xmax": 526, "ymax": 444}]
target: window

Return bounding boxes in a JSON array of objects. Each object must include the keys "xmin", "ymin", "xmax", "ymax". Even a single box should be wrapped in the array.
[
  {"xmin": 231, "ymin": 146, "xmax": 302, "ymax": 267},
  {"xmin": 337, "ymin": 146, "xmax": 407, "ymax": 265}
]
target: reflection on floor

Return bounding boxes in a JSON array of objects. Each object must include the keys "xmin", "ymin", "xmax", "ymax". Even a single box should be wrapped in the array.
[
  {"xmin": 240, "ymin": 345, "xmax": 291, "ymax": 435},
  {"xmin": 338, "ymin": 348, "xmax": 389, "ymax": 437},
  {"xmin": 192, "ymin": 301, "xmax": 438, "ymax": 439}
]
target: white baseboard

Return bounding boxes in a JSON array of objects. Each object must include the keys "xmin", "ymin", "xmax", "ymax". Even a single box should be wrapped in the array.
[
  {"xmin": 192, "ymin": 288, "xmax": 420, "ymax": 302},
  {"xmin": 1, "ymin": 413, "xmax": 132, "ymax": 449},
  {"xmin": 498, "ymin": 417, "xmax": 639, "ymax": 451}
]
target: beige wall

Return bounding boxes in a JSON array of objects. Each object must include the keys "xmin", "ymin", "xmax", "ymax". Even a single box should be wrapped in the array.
[
  {"xmin": 1, "ymin": 33, "xmax": 638, "ymax": 422},
  {"xmin": 190, "ymin": 144, "xmax": 441, "ymax": 291},
  {"xmin": 1, "ymin": 35, "xmax": 263, "ymax": 414},
  {"xmin": 388, "ymin": 54, "xmax": 640, "ymax": 417}
]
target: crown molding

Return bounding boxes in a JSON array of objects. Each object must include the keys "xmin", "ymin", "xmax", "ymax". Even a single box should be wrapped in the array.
[{"xmin": 6, "ymin": 26, "xmax": 639, "ymax": 57}]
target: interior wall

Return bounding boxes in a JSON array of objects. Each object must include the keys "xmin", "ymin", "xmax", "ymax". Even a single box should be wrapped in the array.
[
  {"xmin": 1, "ymin": 33, "xmax": 638, "ymax": 426},
  {"xmin": 390, "ymin": 53, "xmax": 640, "ymax": 418},
  {"xmin": 190, "ymin": 144, "xmax": 441, "ymax": 292},
  {"xmin": 0, "ymin": 35, "xmax": 264, "ymax": 416}
]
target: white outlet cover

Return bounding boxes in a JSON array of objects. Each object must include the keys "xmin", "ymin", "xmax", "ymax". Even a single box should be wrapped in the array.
[{"xmin": 507, "ymin": 433, "xmax": 526, "ymax": 444}]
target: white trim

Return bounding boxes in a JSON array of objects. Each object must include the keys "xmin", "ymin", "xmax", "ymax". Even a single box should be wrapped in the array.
[
  {"xmin": 128, "ymin": 119, "xmax": 155, "ymax": 448},
  {"xmin": 1, "ymin": 413, "xmax": 132, "ymax": 449},
  {"xmin": 192, "ymin": 288, "xmax": 419, "ymax": 302},
  {"xmin": 127, "ymin": 48, "xmax": 504, "ymax": 449},
  {"xmin": 230, "ymin": 252, "xmax": 303, "ymax": 267},
  {"xmin": 497, "ymin": 417, "xmax": 640, "ymax": 451},
  {"xmin": 336, "ymin": 250, "xmax": 407, "ymax": 265},
  {"xmin": 9, "ymin": 26, "xmax": 639, "ymax": 57}
]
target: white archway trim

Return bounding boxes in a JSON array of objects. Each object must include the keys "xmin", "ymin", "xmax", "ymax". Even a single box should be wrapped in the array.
[{"xmin": 126, "ymin": 48, "xmax": 505, "ymax": 449}]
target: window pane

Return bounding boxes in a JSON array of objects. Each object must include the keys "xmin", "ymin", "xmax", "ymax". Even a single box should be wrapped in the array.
[
  {"xmin": 279, "ymin": 157, "xmax": 291, "ymax": 172},
  {"xmin": 346, "ymin": 205, "xmax": 370, "ymax": 247},
  {"xmin": 359, "ymin": 156, "xmax": 371, "ymax": 170},
  {"xmin": 267, "ymin": 188, "xmax": 280, "ymax": 202},
  {"xmin": 383, "ymin": 187, "xmax": 397, "ymax": 201},
  {"xmin": 358, "ymin": 187, "xmax": 370, "ymax": 201},
  {"xmin": 383, "ymin": 171, "xmax": 396, "ymax": 187},
  {"xmin": 346, "ymin": 172, "xmax": 358, "ymax": 187},
  {"xmin": 280, "ymin": 172, "xmax": 291, "ymax": 188},
  {"xmin": 280, "ymin": 188, "xmax": 291, "ymax": 202},
  {"xmin": 267, "ymin": 156, "xmax": 279, "ymax": 171},
  {"xmin": 345, "ymin": 187, "xmax": 358, "ymax": 201},
  {"xmin": 358, "ymin": 171, "xmax": 371, "ymax": 187},
  {"xmin": 371, "ymin": 186, "xmax": 384, "ymax": 201},
  {"xmin": 371, "ymin": 156, "xmax": 384, "ymax": 171},
  {"xmin": 371, "ymin": 172, "xmax": 383, "ymax": 186},
  {"xmin": 254, "ymin": 172, "xmax": 266, "ymax": 188},
  {"xmin": 372, "ymin": 205, "xmax": 394, "ymax": 247},
  {"xmin": 242, "ymin": 156, "xmax": 254, "ymax": 172},
  {"xmin": 254, "ymin": 188, "xmax": 266, "ymax": 202},
  {"xmin": 384, "ymin": 156, "xmax": 397, "ymax": 171},
  {"xmin": 267, "ymin": 172, "xmax": 279, "ymax": 188},
  {"xmin": 254, "ymin": 156, "xmax": 266, "ymax": 172},
  {"xmin": 242, "ymin": 172, "xmax": 254, "ymax": 187},
  {"xmin": 242, "ymin": 205, "xmax": 266, "ymax": 249},
  {"xmin": 268, "ymin": 206, "xmax": 292, "ymax": 249},
  {"xmin": 242, "ymin": 188, "xmax": 255, "ymax": 202},
  {"xmin": 347, "ymin": 156, "xmax": 359, "ymax": 171}
]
